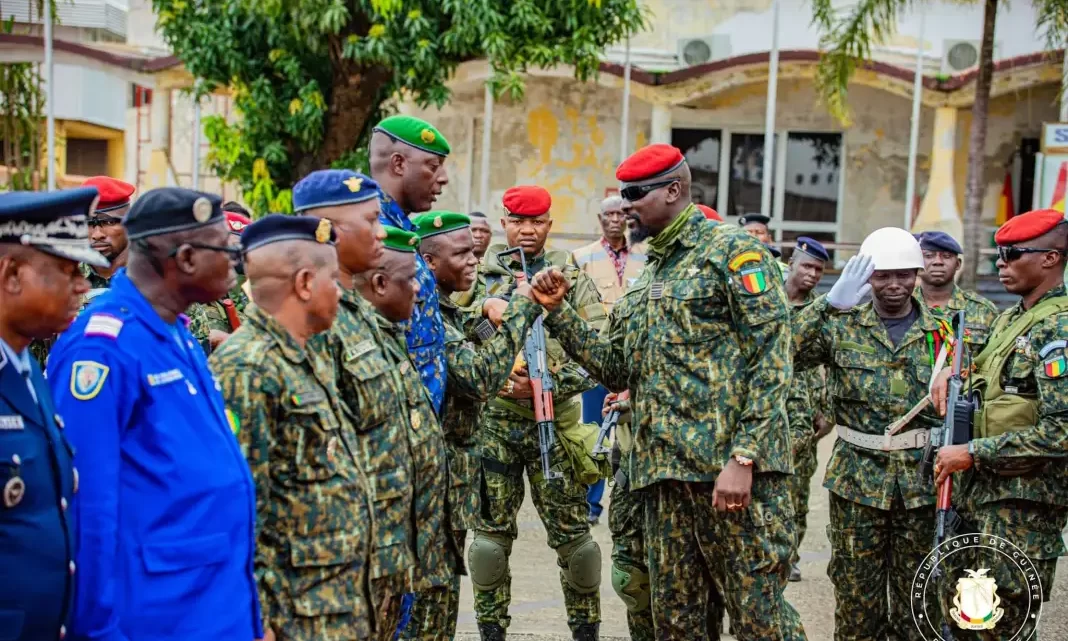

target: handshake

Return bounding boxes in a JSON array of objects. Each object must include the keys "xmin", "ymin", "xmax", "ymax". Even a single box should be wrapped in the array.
[{"xmin": 481, "ymin": 268, "xmax": 572, "ymax": 326}]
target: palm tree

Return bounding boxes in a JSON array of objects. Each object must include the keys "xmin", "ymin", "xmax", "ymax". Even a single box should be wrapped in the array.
[{"xmin": 812, "ymin": 0, "xmax": 1067, "ymax": 288}]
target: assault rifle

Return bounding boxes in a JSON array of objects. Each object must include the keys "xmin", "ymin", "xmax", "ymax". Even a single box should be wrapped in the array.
[
  {"xmin": 918, "ymin": 310, "xmax": 975, "ymax": 641},
  {"xmin": 593, "ymin": 406, "xmax": 618, "ymax": 456},
  {"xmin": 497, "ymin": 247, "xmax": 562, "ymax": 481}
]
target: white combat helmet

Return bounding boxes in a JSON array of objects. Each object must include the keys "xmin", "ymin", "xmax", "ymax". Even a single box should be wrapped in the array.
[{"xmin": 858, "ymin": 227, "xmax": 924, "ymax": 270}]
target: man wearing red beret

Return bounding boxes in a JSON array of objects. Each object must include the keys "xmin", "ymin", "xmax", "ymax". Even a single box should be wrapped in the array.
[
  {"xmin": 465, "ymin": 185, "xmax": 608, "ymax": 641},
  {"xmin": 932, "ymin": 208, "xmax": 1068, "ymax": 637},
  {"xmin": 29, "ymin": 176, "xmax": 135, "ymax": 366},
  {"xmin": 187, "ymin": 202, "xmax": 252, "ymax": 354},
  {"xmin": 532, "ymin": 144, "xmax": 804, "ymax": 640}
]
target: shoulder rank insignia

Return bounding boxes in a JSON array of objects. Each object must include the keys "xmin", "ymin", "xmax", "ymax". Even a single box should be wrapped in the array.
[
  {"xmin": 84, "ymin": 314, "xmax": 123, "ymax": 339},
  {"xmin": 1039, "ymin": 340, "xmax": 1067, "ymax": 377},
  {"xmin": 728, "ymin": 251, "xmax": 762, "ymax": 272},
  {"xmin": 70, "ymin": 361, "xmax": 110, "ymax": 400}
]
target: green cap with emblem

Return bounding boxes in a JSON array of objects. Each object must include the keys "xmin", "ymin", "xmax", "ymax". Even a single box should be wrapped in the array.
[
  {"xmin": 383, "ymin": 226, "xmax": 420, "ymax": 253},
  {"xmin": 373, "ymin": 115, "xmax": 451, "ymax": 157},
  {"xmin": 411, "ymin": 211, "xmax": 470, "ymax": 239}
]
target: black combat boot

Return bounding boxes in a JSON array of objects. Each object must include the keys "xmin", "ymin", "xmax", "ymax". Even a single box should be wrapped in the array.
[
  {"xmin": 573, "ymin": 622, "xmax": 599, "ymax": 641},
  {"xmin": 478, "ymin": 623, "xmax": 506, "ymax": 641}
]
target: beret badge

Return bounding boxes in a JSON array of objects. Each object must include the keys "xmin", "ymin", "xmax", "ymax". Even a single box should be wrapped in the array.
[
  {"xmin": 343, "ymin": 177, "xmax": 363, "ymax": 193},
  {"xmin": 420, "ymin": 129, "xmax": 436, "ymax": 144},
  {"xmin": 192, "ymin": 197, "xmax": 212, "ymax": 223},
  {"xmin": 315, "ymin": 218, "xmax": 332, "ymax": 244}
]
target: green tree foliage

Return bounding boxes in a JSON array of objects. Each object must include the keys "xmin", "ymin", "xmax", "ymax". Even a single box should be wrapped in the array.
[
  {"xmin": 811, "ymin": 0, "xmax": 1067, "ymax": 288},
  {"xmin": 152, "ymin": 0, "xmax": 648, "ymax": 214}
]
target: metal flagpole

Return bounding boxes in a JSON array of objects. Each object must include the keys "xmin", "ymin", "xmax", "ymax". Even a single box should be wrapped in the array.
[
  {"xmin": 619, "ymin": 37, "xmax": 632, "ymax": 164},
  {"xmin": 904, "ymin": 7, "xmax": 927, "ymax": 229},
  {"xmin": 44, "ymin": 0, "xmax": 55, "ymax": 191},
  {"xmin": 192, "ymin": 95, "xmax": 202, "ymax": 190},
  {"xmin": 1061, "ymin": 39, "xmax": 1068, "ymax": 122},
  {"xmin": 479, "ymin": 82, "xmax": 494, "ymax": 211},
  {"xmin": 760, "ymin": 0, "xmax": 780, "ymax": 219}
]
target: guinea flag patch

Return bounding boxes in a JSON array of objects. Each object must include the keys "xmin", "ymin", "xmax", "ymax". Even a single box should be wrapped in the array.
[
  {"xmin": 738, "ymin": 266, "xmax": 768, "ymax": 295},
  {"xmin": 1040, "ymin": 340, "xmax": 1067, "ymax": 377}
]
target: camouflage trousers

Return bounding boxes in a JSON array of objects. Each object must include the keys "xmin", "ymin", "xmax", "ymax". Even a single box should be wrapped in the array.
[
  {"xmin": 371, "ymin": 575, "xmax": 407, "ymax": 641},
  {"xmin": 608, "ymin": 475, "xmax": 655, "ymax": 641},
  {"xmin": 471, "ymin": 403, "xmax": 599, "ymax": 632},
  {"xmin": 643, "ymin": 475, "xmax": 806, "ymax": 641},
  {"xmin": 790, "ymin": 437, "xmax": 820, "ymax": 564},
  {"xmin": 942, "ymin": 499, "xmax": 1068, "ymax": 641},
  {"xmin": 827, "ymin": 493, "xmax": 933, "ymax": 641}
]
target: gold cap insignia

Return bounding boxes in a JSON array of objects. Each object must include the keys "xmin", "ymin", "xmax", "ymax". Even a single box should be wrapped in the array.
[
  {"xmin": 343, "ymin": 176, "xmax": 363, "ymax": 193},
  {"xmin": 420, "ymin": 128, "xmax": 436, "ymax": 144},
  {"xmin": 192, "ymin": 197, "xmax": 213, "ymax": 223},
  {"xmin": 315, "ymin": 218, "xmax": 332, "ymax": 243},
  {"xmin": 433, "ymin": 216, "xmax": 443, "ymax": 228},
  {"xmin": 800, "ymin": 243, "xmax": 808, "ymax": 251},
  {"xmin": 408, "ymin": 236, "xmax": 419, "ymax": 246}
]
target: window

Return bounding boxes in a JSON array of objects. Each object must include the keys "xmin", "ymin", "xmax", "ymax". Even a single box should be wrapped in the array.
[
  {"xmin": 727, "ymin": 133, "xmax": 777, "ymax": 218},
  {"xmin": 783, "ymin": 132, "xmax": 841, "ymax": 224},
  {"xmin": 66, "ymin": 139, "xmax": 109, "ymax": 177},
  {"xmin": 671, "ymin": 128, "xmax": 721, "ymax": 211}
]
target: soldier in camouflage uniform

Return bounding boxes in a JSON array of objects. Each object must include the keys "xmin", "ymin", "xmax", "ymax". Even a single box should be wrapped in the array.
[
  {"xmin": 30, "ymin": 176, "xmax": 134, "ymax": 365},
  {"xmin": 783, "ymin": 237, "xmax": 831, "ymax": 583},
  {"xmin": 933, "ymin": 210, "xmax": 1068, "ymax": 640},
  {"xmin": 188, "ymin": 206, "xmax": 251, "ymax": 355},
  {"xmin": 295, "ymin": 170, "xmax": 412, "ymax": 641},
  {"xmin": 354, "ymin": 226, "xmax": 459, "ymax": 639},
  {"xmin": 793, "ymin": 228, "xmax": 950, "ymax": 641},
  {"xmin": 211, "ymin": 214, "xmax": 375, "ymax": 641},
  {"xmin": 532, "ymin": 145, "xmax": 804, "ymax": 641},
  {"xmin": 915, "ymin": 231, "xmax": 999, "ymax": 349},
  {"xmin": 408, "ymin": 211, "xmax": 568, "ymax": 639},
  {"xmin": 464, "ymin": 186, "xmax": 606, "ymax": 641}
]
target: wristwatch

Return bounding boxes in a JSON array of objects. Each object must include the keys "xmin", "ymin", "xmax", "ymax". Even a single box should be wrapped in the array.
[
  {"xmin": 733, "ymin": 455, "xmax": 754, "ymax": 467},
  {"xmin": 968, "ymin": 441, "xmax": 976, "ymax": 460}
]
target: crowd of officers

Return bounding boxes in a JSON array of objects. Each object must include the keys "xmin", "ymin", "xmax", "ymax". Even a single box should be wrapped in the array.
[{"xmin": 1, "ymin": 115, "xmax": 1067, "ymax": 641}]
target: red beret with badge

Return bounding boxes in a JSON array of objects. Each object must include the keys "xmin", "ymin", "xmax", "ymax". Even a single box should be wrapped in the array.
[
  {"xmin": 225, "ymin": 211, "xmax": 252, "ymax": 235},
  {"xmin": 502, "ymin": 186, "xmax": 552, "ymax": 217},
  {"xmin": 697, "ymin": 204, "xmax": 722, "ymax": 221},
  {"xmin": 616, "ymin": 144, "xmax": 686, "ymax": 183},
  {"xmin": 994, "ymin": 209, "xmax": 1065, "ymax": 245},
  {"xmin": 82, "ymin": 176, "xmax": 135, "ymax": 214}
]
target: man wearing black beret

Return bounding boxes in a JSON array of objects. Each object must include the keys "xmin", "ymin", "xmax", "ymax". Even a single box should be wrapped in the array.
[{"xmin": 914, "ymin": 231, "xmax": 998, "ymax": 347}]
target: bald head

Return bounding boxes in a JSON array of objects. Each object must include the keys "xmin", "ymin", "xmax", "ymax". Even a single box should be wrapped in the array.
[{"xmin": 246, "ymin": 240, "xmax": 335, "ymax": 309}]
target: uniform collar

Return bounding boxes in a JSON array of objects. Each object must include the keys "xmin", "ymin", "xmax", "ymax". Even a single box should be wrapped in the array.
[
  {"xmin": 379, "ymin": 193, "xmax": 415, "ymax": 231},
  {"xmin": 856, "ymin": 295, "xmax": 942, "ymax": 352},
  {"xmin": 243, "ymin": 303, "xmax": 308, "ymax": 365},
  {"xmin": 916, "ymin": 284, "xmax": 969, "ymax": 311},
  {"xmin": 110, "ymin": 270, "xmax": 192, "ymax": 341},
  {"xmin": 0, "ymin": 336, "xmax": 29, "ymax": 376},
  {"xmin": 1008, "ymin": 283, "xmax": 1068, "ymax": 318}
]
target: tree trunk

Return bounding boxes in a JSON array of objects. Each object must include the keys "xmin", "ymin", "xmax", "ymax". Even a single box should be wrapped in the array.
[{"xmin": 960, "ymin": 0, "xmax": 998, "ymax": 289}]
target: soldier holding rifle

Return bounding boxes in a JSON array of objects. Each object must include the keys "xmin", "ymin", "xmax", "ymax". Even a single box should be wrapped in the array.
[{"xmin": 932, "ymin": 209, "xmax": 1068, "ymax": 638}]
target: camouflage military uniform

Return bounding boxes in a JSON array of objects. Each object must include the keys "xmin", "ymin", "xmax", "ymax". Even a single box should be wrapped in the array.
[
  {"xmin": 30, "ymin": 264, "xmax": 114, "ymax": 366},
  {"xmin": 544, "ymin": 206, "xmax": 804, "ymax": 641},
  {"xmin": 401, "ymin": 292, "xmax": 542, "ymax": 640},
  {"xmin": 917, "ymin": 284, "xmax": 998, "ymax": 348},
  {"xmin": 467, "ymin": 244, "xmax": 606, "ymax": 634},
  {"xmin": 211, "ymin": 304, "xmax": 374, "ymax": 641},
  {"xmin": 793, "ymin": 294, "xmax": 948, "ymax": 641},
  {"xmin": 309, "ymin": 288, "xmax": 416, "ymax": 640},
  {"xmin": 188, "ymin": 280, "xmax": 250, "ymax": 354},
  {"xmin": 373, "ymin": 311, "xmax": 458, "ymax": 627},
  {"xmin": 950, "ymin": 285, "xmax": 1068, "ymax": 639},
  {"xmin": 786, "ymin": 291, "xmax": 828, "ymax": 565}
]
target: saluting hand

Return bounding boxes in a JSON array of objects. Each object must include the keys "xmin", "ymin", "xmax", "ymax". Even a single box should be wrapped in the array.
[
  {"xmin": 826, "ymin": 254, "xmax": 875, "ymax": 311},
  {"xmin": 712, "ymin": 458, "xmax": 753, "ymax": 513}
]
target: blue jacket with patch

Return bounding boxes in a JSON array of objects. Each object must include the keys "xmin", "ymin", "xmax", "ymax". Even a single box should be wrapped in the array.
[
  {"xmin": 0, "ymin": 344, "xmax": 76, "ymax": 641},
  {"xmin": 380, "ymin": 195, "xmax": 447, "ymax": 415},
  {"xmin": 47, "ymin": 270, "xmax": 262, "ymax": 641}
]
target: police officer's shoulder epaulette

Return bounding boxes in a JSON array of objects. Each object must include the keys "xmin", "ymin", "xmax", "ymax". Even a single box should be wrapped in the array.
[{"xmin": 83, "ymin": 313, "xmax": 124, "ymax": 339}]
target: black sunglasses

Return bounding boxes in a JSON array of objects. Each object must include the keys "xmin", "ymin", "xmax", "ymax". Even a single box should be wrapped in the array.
[
  {"xmin": 996, "ymin": 246, "xmax": 1066, "ymax": 262},
  {"xmin": 168, "ymin": 242, "xmax": 243, "ymax": 259},
  {"xmin": 620, "ymin": 180, "xmax": 678, "ymax": 203},
  {"xmin": 87, "ymin": 216, "xmax": 123, "ymax": 228}
]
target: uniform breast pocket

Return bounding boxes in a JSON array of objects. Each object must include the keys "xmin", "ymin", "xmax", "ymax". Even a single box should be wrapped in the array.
[
  {"xmin": 833, "ymin": 348, "xmax": 881, "ymax": 402},
  {"xmin": 342, "ymin": 354, "xmax": 395, "ymax": 432},
  {"xmin": 281, "ymin": 397, "xmax": 341, "ymax": 482},
  {"xmin": 660, "ymin": 278, "xmax": 724, "ymax": 343}
]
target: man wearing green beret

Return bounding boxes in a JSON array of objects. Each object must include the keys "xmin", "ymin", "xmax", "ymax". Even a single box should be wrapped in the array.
[
  {"xmin": 404, "ymin": 211, "xmax": 570, "ymax": 639},
  {"xmin": 370, "ymin": 114, "xmax": 451, "ymax": 422},
  {"xmin": 354, "ymin": 226, "xmax": 457, "ymax": 640}
]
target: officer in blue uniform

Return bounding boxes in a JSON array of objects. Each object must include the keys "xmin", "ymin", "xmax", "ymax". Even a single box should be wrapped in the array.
[
  {"xmin": 0, "ymin": 187, "xmax": 108, "ymax": 641},
  {"xmin": 47, "ymin": 188, "xmax": 264, "ymax": 641}
]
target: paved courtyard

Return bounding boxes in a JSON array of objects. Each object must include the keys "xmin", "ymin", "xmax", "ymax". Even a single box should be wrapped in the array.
[{"xmin": 453, "ymin": 436, "xmax": 1068, "ymax": 640}]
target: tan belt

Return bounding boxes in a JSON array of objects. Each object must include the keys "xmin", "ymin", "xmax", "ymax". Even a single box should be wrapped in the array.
[{"xmin": 836, "ymin": 425, "xmax": 930, "ymax": 451}]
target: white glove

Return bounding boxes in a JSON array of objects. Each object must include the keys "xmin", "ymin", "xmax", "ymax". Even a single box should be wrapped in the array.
[{"xmin": 827, "ymin": 254, "xmax": 874, "ymax": 311}]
